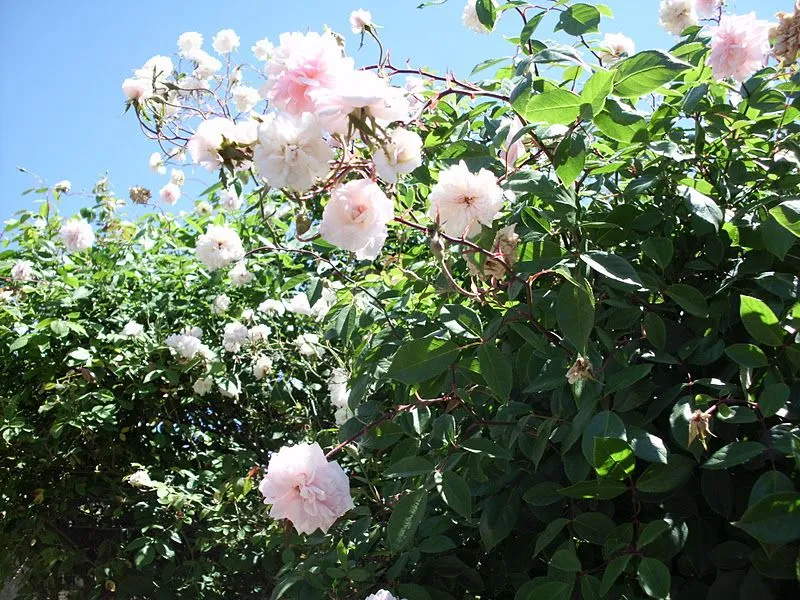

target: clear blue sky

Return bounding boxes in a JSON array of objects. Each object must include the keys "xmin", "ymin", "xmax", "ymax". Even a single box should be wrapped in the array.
[{"xmin": 0, "ymin": 0, "xmax": 786, "ymax": 222}]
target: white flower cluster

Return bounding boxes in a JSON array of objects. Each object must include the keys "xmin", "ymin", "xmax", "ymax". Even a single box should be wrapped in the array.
[{"xmin": 165, "ymin": 327, "xmax": 213, "ymax": 360}]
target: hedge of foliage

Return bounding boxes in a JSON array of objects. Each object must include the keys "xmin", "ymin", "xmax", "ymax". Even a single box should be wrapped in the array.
[{"xmin": 2, "ymin": 1, "xmax": 800, "ymax": 599}]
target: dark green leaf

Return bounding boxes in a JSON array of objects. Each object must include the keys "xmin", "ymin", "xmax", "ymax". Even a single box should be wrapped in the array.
[
  {"xmin": 478, "ymin": 344, "xmax": 512, "ymax": 400},
  {"xmin": 556, "ymin": 281, "xmax": 594, "ymax": 354},
  {"xmin": 637, "ymin": 557, "xmax": 671, "ymax": 599},
  {"xmin": 702, "ymin": 441, "xmax": 766, "ymax": 470},
  {"xmin": 665, "ymin": 283, "xmax": 708, "ymax": 317},
  {"xmin": 556, "ymin": 3, "xmax": 601, "ymax": 36},
  {"xmin": 733, "ymin": 492, "xmax": 800, "ymax": 545},
  {"xmin": 387, "ymin": 490, "xmax": 427, "ymax": 551},
  {"xmin": 387, "ymin": 338, "xmax": 460, "ymax": 384},
  {"xmin": 440, "ymin": 471, "xmax": 472, "ymax": 518},
  {"xmin": 724, "ymin": 344, "xmax": 768, "ymax": 368},
  {"xmin": 739, "ymin": 295, "xmax": 783, "ymax": 347}
]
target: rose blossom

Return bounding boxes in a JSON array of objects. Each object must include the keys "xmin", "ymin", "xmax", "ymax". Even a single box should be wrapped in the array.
[
  {"xmin": 252, "ymin": 38, "xmax": 274, "ymax": 61},
  {"xmin": 258, "ymin": 442, "xmax": 354, "ymax": 534},
  {"xmin": 60, "ymin": 218, "xmax": 95, "ymax": 252},
  {"xmin": 186, "ymin": 49, "xmax": 222, "ymax": 80},
  {"xmin": 222, "ymin": 322, "xmax": 249, "ymax": 353},
  {"xmin": 248, "ymin": 324, "xmax": 271, "ymax": 344},
  {"xmin": 10, "ymin": 260, "xmax": 33, "ymax": 281},
  {"xmin": 219, "ymin": 188, "xmax": 243, "ymax": 211},
  {"xmin": 127, "ymin": 470, "xmax": 154, "ymax": 488},
  {"xmin": 193, "ymin": 376, "xmax": 214, "ymax": 396},
  {"xmin": 499, "ymin": 117, "xmax": 525, "ymax": 169},
  {"xmin": 229, "ymin": 261, "xmax": 254, "ymax": 287},
  {"xmin": 122, "ymin": 77, "xmax": 152, "ymax": 101},
  {"xmin": 196, "ymin": 201, "xmax": 213, "ymax": 217},
  {"xmin": 462, "ymin": 0, "xmax": 497, "ymax": 34},
  {"xmin": 121, "ymin": 321, "xmax": 144, "ymax": 337},
  {"xmin": 212, "ymin": 294, "xmax": 231, "ymax": 315},
  {"xmin": 320, "ymin": 179, "xmax": 394, "ymax": 260},
  {"xmin": 696, "ymin": 0, "xmax": 721, "ymax": 19},
  {"xmin": 374, "ymin": 128, "xmax": 423, "ymax": 183},
  {"xmin": 259, "ymin": 298, "xmax": 286, "ymax": 316},
  {"xmin": 254, "ymin": 112, "xmax": 333, "ymax": 192},
  {"xmin": 231, "ymin": 85, "xmax": 261, "ymax": 113},
  {"xmin": 195, "ymin": 224, "xmax": 245, "ymax": 271},
  {"xmin": 253, "ymin": 355, "xmax": 274, "ymax": 380},
  {"xmin": 212, "ymin": 29, "xmax": 240, "ymax": 54},
  {"xmin": 262, "ymin": 31, "xmax": 354, "ymax": 115},
  {"xmin": 707, "ymin": 13, "xmax": 771, "ymax": 82},
  {"xmin": 170, "ymin": 169, "xmax": 185, "ymax": 186},
  {"xmin": 365, "ymin": 591, "xmax": 404, "ymax": 600},
  {"xmin": 350, "ymin": 9, "xmax": 373, "ymax": 34},
  {"xmin": 295, "ymin": 333, "xmax": 322, "ymax": 357},
  {"xmin": 598, "ymin": 33, "xmax": 635, "ymax": 64},
  {"xmin": 659, "ymin": 0, "xmax": 698, "ymax": 36},
  {"xmin": 427, "ymin": 161, "xmax": 503, "ymax": 238},
  {"xmin": 165, "ymin": 333, "xmax": 211, "ymax": 360},
  {"xmin": 159, "ymin": 183, "xmax": 181, "ymax": 206},
  {"xmin": 187, "ymin": 117, "xmax": 256, "ymax": 171},
  {"xmin": 177, "ymin": 32, "xmax": 203, "ymax": 56}
]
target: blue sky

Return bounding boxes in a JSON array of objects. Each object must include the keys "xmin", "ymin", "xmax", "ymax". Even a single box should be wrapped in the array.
[{"xmin": 0, "ymin": 0, "xmax": 785, "ymax": 222}]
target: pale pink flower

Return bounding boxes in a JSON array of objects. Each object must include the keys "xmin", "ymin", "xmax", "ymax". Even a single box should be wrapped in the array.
[
  {"xmin": 195, "ymin": 224, "xmax": 245, "ymax": 271},
  {"xmin": 223, "ymin": 321, "xmax": 249, "ymax": 353},
  {"xmin": 696, "ymin": 0, "xmax": 721, "ymax": 19},
  {"xmin": 262, "ymin": 31, "xmax": 354, "ymax": 115},
  {"xmin": 462, "ymin": 0, "xmax": 497, "ymax": 34},
  {"xmin": 254, "ymin": 112, "xmax": 333, "ymax": 191},
  {"xmin": 212, "ymin": 294, "xmax": 231, "ymax": 315},
  {"xmin": 252, "ymin": 38, "xmax": 274, "ymax": 61},
  {"xmin": 316, "ymin": 70, "xmax": 410, "ymax": 134},
  {"xmin": 231, "ymin": 85, "xmax": 261, "ymax": 113},
  {"xmin": 598, "ymin": 33, "xmax": 636, "ymax": 63},
  {"xmin": 122, "ymin": 77, "xmax": 152, "ymax": 101},
  {"xmin": 707, "ymin": 13, "xmax": 771, "ymax": 81},
  {"xmin": 258, "ymin": 442, "xmax": 354, "ymax": 534},
  {"xmin": 177, "ymin": 32, "xmax": 203, "ymax": 56},
  {"xmin": 374, "ymin": 128, "xmax": 423, "ymax": 183},
  {"xmin": 187, "ymin": 118, "xmax": 256, "ymax": 171},
  {"xmin": 10, "ymin": 260, "xmax": 33, "ymax": 281},
  {"xmin": 212, "ymin": 29, "xmax": 240, "ymax": 54},
  {"xmin": 185, "ymin": 49, "xmax": 222, "ymax": 80},
  {"xmin": 229, "ymin": 260, "xmax": 253, "ymax": 287},
  {"xmin": 350, "ymin": 9, "xmax": 373, "ymax": 34},
  {"xmin": 60, "ymin": 218, "xmax": 95, "ymax": 252},
  {"xmin": 659, "ymin": 0, "xmax": 698, "ymax": 36},
  {"xmin": 253, "ymin": 355, "xmax": 274, "ymax": 379},
  {"xmin": 499, "ymin": 117, "xmax": 525, "ymax": 169},
  {"xmin": 320, "ymin": 179, "xmax": 394, "ymax": 260},
  {"xmin": 219, "ymin": 188, "xmax": 243, "ymax": 211},
  {"xmin": 364, "ymin": 591, "xmax": 403, "ymax": 600},
  {"xmin": 427, "ymin": 161, "xmax": 503, "ymax": 238},
  {"xmin": 159, "ymin": 183, "xmax": 181, "ymax": 206}
]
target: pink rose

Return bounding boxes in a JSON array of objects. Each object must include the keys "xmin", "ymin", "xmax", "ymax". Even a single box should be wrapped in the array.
[
  {"xmin": 707, "ymin": 13, "xmax": 771, "ymax": 82},
  {"xmin": 259, "ymin": 442, "xmax": 354, "ymax": 534},
  {"xmin": 319, "ymin": 179, "xmax": 394, "ymax": 260}
]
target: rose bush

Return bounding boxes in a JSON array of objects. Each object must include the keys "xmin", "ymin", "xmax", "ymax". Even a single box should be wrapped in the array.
[{"xmin": 3, "ymin": 0, "xmax": 800, "ymax": 598}]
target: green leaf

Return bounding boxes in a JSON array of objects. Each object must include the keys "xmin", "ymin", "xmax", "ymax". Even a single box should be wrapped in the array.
[
  {"xmin": 513, "ymin": 88, "xmax": 583, "ymax": 125},
  {"xmin": 612, "ymin": 50, "xmax": 691, "ymax": 98},
  {"xmin": 479, "ymin": 491, "xmax": 519, "ymax": 550},
  {"xmin": 475, "ymin": 0, "xmax": 497, "ymax": 30},
  {"xmin": 523, "ymin": 481, "xmax": 562, "ymax": 506},
  {"xmin": 769, "ymin": 199, "xmax": 800, "ymax": 237},
  {"xmin": 593, "ymin": 437, "xmax": 635, "ymax": 479},
  {"xmin": 478, "ymin": 344, "xmax": 512, "ymax": 400},
  {"xmin": 739, "ymin": 295, "xmax": 784, "ymax": 347},
  {"xmin": 724, "ymin": 344, "xmax": 768, "ymax": 368},
  {"xmin": 385, "ymin": 457, "xmax": 434, "ymax": 478},
  {"xmin": 573, "ymin": 512, "xmax": 616, "ymax": 545},
  {"xmin": 642, "ymin": 237, "xmax": 673, "ymax": 269},
  {"xmin": 682, "ymin": 186, "xmax": 723, "ymax": 231},
  {"xmin": 520, "ymin": 581, "xmax": 573, "ymax": 600},
  {"xmin": 582, "ymin": 410, "xmax": 626, "ymax": 464},
  {"xmin": 387, "ymin": 490, "xmax": 427, "ymax": 551},
  {"xmin": 461, "ymin": 436, "xmax": 512, "ymax": 459},
  {"xmin": 733, "ymin": 492, "xmax": 800, "ymax": 545},
  {"xmin": 520, "ymin": 11, "xmax": 545, "ymax": 46},
  {"xmin": 387, "ymin": 338, "xmax": 460, "ymax": 384},
  {"xmin": 759, "ymin": 382, "xmax": 790, "ymax": 418},
  {"xmin": 580, "ymin": 251, "xmax": 643, "ymax": 288},
  {"xmin": 553, "ymin": 133, "xmax": 586, "ymax": 186},
  {"xmin": 637, "ymin": 557, "xmax": 671, "ymax": 599},
  {"xmin": 556, "ymin": 3, "xmax": 601, "ymax": 36},
  {"xmin": 533, "ymin": 517, "xmax": 568, "ymax": 556},
  {"xmin": 418, "ymin": 535, "xmax": 457, "ymax": 553},
  {"xmin": 581, "ymin": 69, "xmax": 614, "ymax": 114},
  {"xmin": 440, "ymin": 471, "xmax": 472, "ymax": 519},
  {"xmin": 628, "ymin": 427, "xmax": 668, "ymax": 464},
  {"xmin": 665, "ymin": 283, "xmax": 708, "ymax": 317},
  {"xmin": 599, "ymin": 555, "xmax": 632, "ymax": 595},
  {"xmin": 68, "ymin": 348, "xmax": 91, "ymax": 362},
  {"xmin": 556, "ymin": 281, "xmax": 594, "ymax": 354},
  {"xmin": 638, "ymin": 520, "xmax": 670, "ymax": 549},
  {"xmin": 702, "ymin": 441, "xmax": 766, "ymax": 470},
  {"xmin": 551, "ymin": 549, "xmax": 581, "ymax": 572},
  {"xmin": 643, "ymin": 313, "xmax": 666, "ymax": 351},
  {"xmin": 594, "ymin": 99, "xmax": 649, "ymax": 143},
  {"xmin": 749, "ymin": 471, "xmax": 795, "ymax": 507},
  {"xmin": 636, "ymin": 454, "xmax": 694, "ymax": 493},
  {"xmin": 559, "ymin": 479, "xmax": 627, "ymax": 500},
  {"xmin": 606, "ymin": 364, "xmax": 652, "ymax": 395}
]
